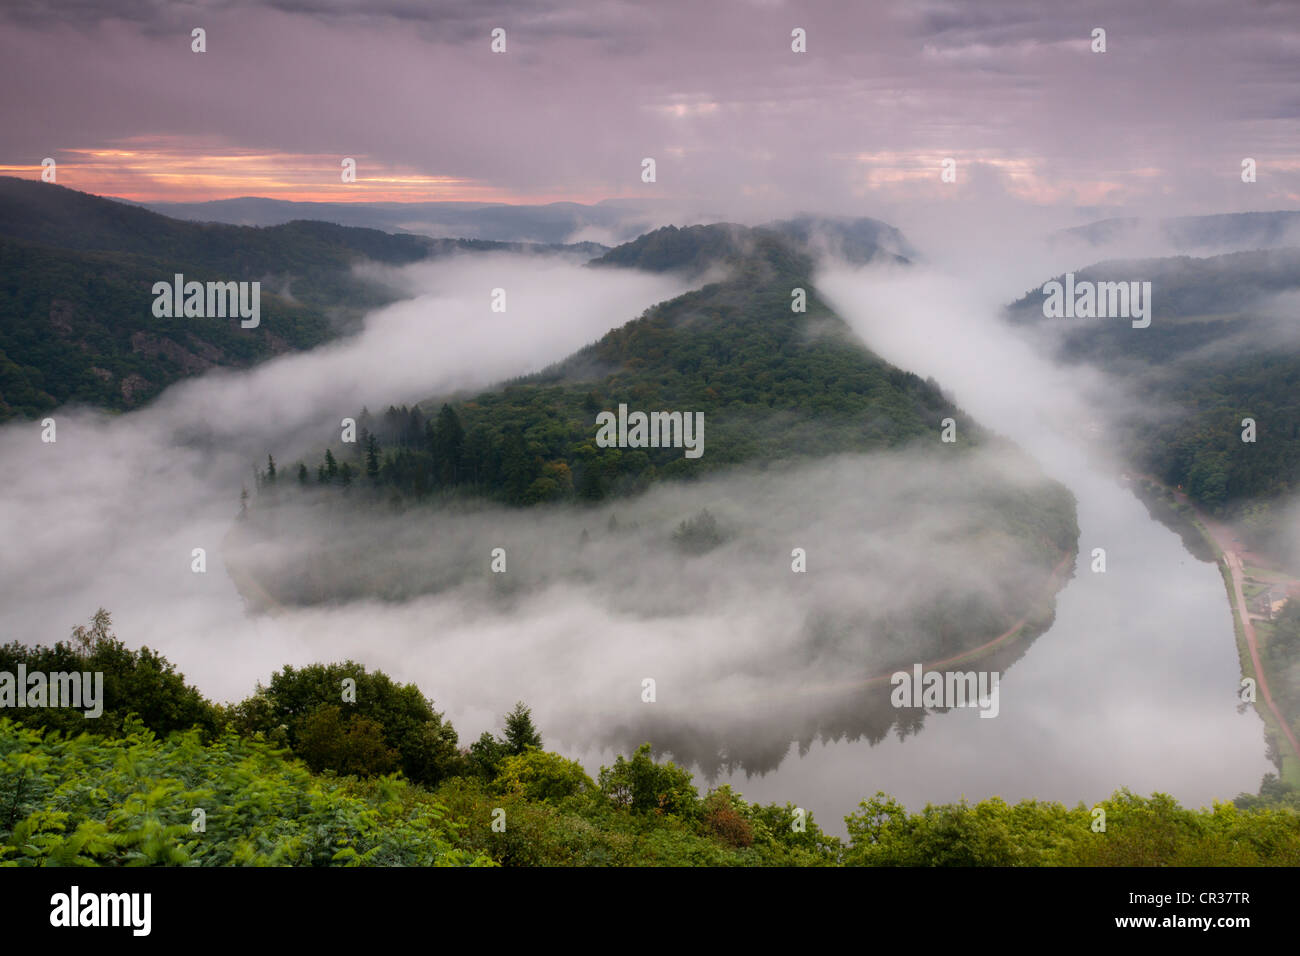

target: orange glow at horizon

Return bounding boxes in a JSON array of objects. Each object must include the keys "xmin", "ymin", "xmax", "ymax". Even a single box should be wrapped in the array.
[
  {"xmin": 839, "ymin": 149, "xmax": 1135, "ymax": 206},
  {"xmin": 0, "ymin": 138, "xmax": 615, "ymax": 205}
]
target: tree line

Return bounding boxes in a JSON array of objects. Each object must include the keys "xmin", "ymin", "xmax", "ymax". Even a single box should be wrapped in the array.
[{"xmin": 2, "ymin": 609, "xmax": 1298, "ymax": 867}]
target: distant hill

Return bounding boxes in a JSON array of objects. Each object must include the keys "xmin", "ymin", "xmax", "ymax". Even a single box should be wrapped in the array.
[
  {"xmin": 486, "ymin": 225, "xmax": 934, "ymax": 495},
  {"xmin": 0, "ymin": 178, "xmax": 601, "ymax": 420},
  {"xmin": 587, "ymin": 222, "xmax": 761, "ymax": 274},
  {"xmin": 0, "ymin": 177, "xmax": 911, "ymax": 421},
  {"xmin": 763, "ymin": 214, "xmax": 917, "ymax": 263},
  {"xmin": 0, "ymin": 177, "xmax": 431, "ymax": 267},
  {"xmin": 587, "ymin": 219, "xmax": 911, "ymax": 276},
  {"xmin": 1051, "ymin": 211, "xmax": 1300, "ymax": 253},
  {"xmin": 142, "ymin": 196, "xmax": 918, "ymax": 258},
  {"xmin": 143, "ymin": 195, "xmax": 670, "ymax": 245},
  {"xmin": 1007, "ymin": 247, "xmax": 1300, "ymax": 334}
]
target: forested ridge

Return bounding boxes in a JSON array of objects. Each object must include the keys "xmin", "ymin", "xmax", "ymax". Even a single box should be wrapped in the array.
[
  {"xmin": 0, "ymin": 177, "xmax": 596, "ymax": 420},
  {"xmin": 280, "ymin": 225, "xmax": 985, "ymax": 506},
  {"xmin": 2, "ymin": 610, "xmax": 1297, "ymax": 867},
  {"xmin": 1007, "ymin": 248, "xmax": 1300, "ymax": 543}
]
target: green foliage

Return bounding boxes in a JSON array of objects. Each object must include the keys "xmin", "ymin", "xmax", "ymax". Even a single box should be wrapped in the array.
[
  {"xmin": 492, "ymin": 750, "xmax": 594, "ymax": 803},
  {"xmin": 465, "ymin": 701, "xmax": 543, "ymax": 783},
  {"xmin": 467, "ymin": 731, "xmax": 508, "ymax": 782},
  {"xmin": 672, "ymin": 508, "xmax": 725, "ymax": 555},
  {"xmin": 1264, "ymin": 601, "xmax": 1300, "ymax": 726},
  {"xmin": 745, "ymin": 799, "xmax": 842, "ymax": 864},
  {"xmin": 701, "ymin": 786, "xmax": 754, "ymax": 847},
  {"xmin": 0, "ymin": 609, "xmax": 218, "ymax": 740},
  {"xmin": 598, "ymin": 743, "xmax": 700, "ymax": 819},
  {"xmin": 295, "ymin": 706, "xmax": 398, "ymax": 777},
  {"xmin": 0, "ymin": 719, "xmax": 490, "ymax": 866},
  {"xmin": 228, "ymin": 661, "xmax": 462, "ymax": 787},
  {"xmin": 1008, "ymin": 250, "xmax": 1300, "ymax": 516},
  {"xmin": 843, "ymin": 788, "xmax": 1300, "ymax": 866},
  {"xmin": 9, "ymin": 611, "xmax": 1296, "ymax": 868},
  {"xmin": 844, "ymin": 792, "xmax": 1065, "ymax": 866},
  {"xmin": 430, "ymin": 775, "xmax": 822, "ymax": 867}
]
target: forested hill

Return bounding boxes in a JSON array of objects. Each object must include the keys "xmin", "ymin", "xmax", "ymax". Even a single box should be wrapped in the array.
[
  {"xmin": 1006, "ymin": 247, "xmax": 1300, "ymax": 331},
  {"xmin": 298, "ymin": 223, "xmax": 979, "ymax": 506},
  {"xmin": 0, "ymin": 176, "xmax": 435, "ymax": 267},
  {"xmin": 586, "ymin": 222, "xmax": 758, "ymax": 274},
  {"xmin": 0, "ymin": 178, "xmax": 600, "ymax": 421},
  {"xmin": 587, "ymin": 219, "xmax": 910, "ymax": 276},
  {"xmin": 0, "ymin": 177, "xmax": 604, "ymax": 274},
  {"xmin": 1006, "ymin": 247, "xmax": 1300, "ymax": 539}
]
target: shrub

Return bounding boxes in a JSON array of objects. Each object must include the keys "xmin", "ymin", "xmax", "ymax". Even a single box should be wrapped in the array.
[{"xmin": 493, "ymin": 750, "xmax": 594, "ymax": 803}]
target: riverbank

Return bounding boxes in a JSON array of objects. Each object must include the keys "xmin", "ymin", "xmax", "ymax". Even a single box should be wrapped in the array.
[{"xmin": 1129, "ymin": 475, "xmax": 1300, "ymax": 786}]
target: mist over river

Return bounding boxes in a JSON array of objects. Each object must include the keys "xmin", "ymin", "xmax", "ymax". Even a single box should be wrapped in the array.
[
  {"xmin": 700, "ymin": 450, "xmax": 1272, "ymax": 835},
  {"xmin": 0, "ymin": 252, "xmax": 1271, "ymax": 841},
  {"xmin": 691, "ymin": 264, "xmax": 1272, "ymax": 835}
]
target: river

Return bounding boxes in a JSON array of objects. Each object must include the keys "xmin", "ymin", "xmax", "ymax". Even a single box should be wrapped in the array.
[{"xmin": 696, "ymin": 265, "xmax": 1274, "ymax": 836}]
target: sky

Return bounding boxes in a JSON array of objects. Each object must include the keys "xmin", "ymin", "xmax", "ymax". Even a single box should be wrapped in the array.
[{"xmin": 1, "ymin": 0, "xmax": 1297, "ymax": 223}]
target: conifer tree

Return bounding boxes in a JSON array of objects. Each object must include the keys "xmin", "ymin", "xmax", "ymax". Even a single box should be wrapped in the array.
[
  {"xmin": 429, "ymin": 404, "xmax": 465, "ymax": 486},
  {"xmin": 503, "ymin": 701, "xmax": 542, "ymax": 754}
]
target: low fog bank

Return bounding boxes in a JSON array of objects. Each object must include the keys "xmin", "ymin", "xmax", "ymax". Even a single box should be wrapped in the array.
[
  {"xmin": 874, "ymin": 230, "xmax": 1300, "ymax": 575},
  {"xmin": 0, "ymin": 237, "xmax": 1073, "ymax": 779},
  {"xmin": 148, "ymin": 253, "xmax": 692, "ymax": 457},
  {"xmin": 227, "ymin": 445, "xmax": 1069, "ymax": 774},
  {"xmin": 815, "ymin": 261, "xmax": 1130, "ymax": 490},
  {"xmin": 815, "ymin": 253, "xmax": 1300, "ymax": 579},
  {"xmin": 1043, "ymin": 214, "xmax": 1300, "ymax": 260},
  {"xmin": 0, "ymin": 252, "xmax": 691, "ymax": 700}
]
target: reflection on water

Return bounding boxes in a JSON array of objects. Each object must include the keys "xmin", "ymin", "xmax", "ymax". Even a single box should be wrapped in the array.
[{"xmin": 703, "ymin": 458, "xmax": 1270, "ymax": 836}]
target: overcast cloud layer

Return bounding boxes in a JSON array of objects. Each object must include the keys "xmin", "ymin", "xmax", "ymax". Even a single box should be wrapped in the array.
[{"xmin": 1, "ymin": 0, "xmax": 1296, "ymax": 224}]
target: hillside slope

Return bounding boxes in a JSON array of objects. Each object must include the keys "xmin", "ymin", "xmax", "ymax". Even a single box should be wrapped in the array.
[
  {"xmin": 1006, "ymin": 248, "xmax": 1300, "ymax": 514},
  {"xmin": 0, "ymin": 178, "xmax": 599, "ymax": 419}
]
